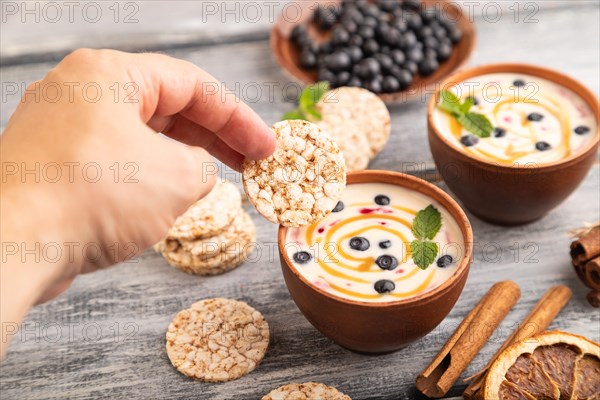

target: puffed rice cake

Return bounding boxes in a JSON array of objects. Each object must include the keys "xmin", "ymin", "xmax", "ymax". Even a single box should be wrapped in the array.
[
  {"xmin": 261, "ymin": 382, "xmax": 352, "ymax": 400},
  {"xmin": 316, "ymin": 87, "xmax": 391, "ymax": 170},
  {"xmin": 166, "ymin": 298, "xmax": 269, "ymax": 382},
  {"xmin": 166, "ymin": 179, "xmax": 241, "ymax": 240},
  {"xmin": 242, "ymin": 120, "xmax": 346, "ymax": 227},
  {"xmin": 161, "ymin": 210, "xmax": 256, "ymax": 276}
]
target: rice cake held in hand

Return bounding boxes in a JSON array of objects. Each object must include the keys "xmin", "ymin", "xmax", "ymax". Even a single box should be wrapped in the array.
[
  {"xmin": 262, "ymin": 382, "xmax": 352, "ymax": 400},
  {"xmin": 242, "ymin": 120, "xmax": 346, "ymax": 227},
  {"xmin": 166, "ymin": 298, "xmax": 269, "ymax": 382},
  {"xmin": 316, "ymin": 87, "xmax": 391, "ymax": 170}
]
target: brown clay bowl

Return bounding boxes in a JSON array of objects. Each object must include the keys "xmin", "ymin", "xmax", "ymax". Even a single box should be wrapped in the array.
[
  {"xmin": 270, "ymin": 0, "xmax": 476, "ymax": 102},
  {"xmin": 278, "ymin": 170, "xmax": 473, "ymax": 353},
  {"xmin": 428, "ymin": 63, "xmax": 600, "ymax": 226}
]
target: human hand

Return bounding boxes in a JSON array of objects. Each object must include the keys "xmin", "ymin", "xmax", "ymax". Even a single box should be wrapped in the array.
[{"xmin": 0, "ymin": 49, "xmax": 275, "ymax": 331}]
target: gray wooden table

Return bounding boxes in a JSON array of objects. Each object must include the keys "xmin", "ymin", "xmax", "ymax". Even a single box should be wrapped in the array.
[{"xmin": 1, "ymin": 2, "xmax": 599, "ymax": 399}]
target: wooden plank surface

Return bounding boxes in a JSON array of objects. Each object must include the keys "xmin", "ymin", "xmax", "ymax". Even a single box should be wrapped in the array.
[{"xmin": 1, "ymin": 2, "xmax": 599, "ymax": 400}]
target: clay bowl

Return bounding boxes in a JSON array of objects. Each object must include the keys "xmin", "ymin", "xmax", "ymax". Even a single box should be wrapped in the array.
[
  {"xmin": 278, "ymin": 170, "xmax": 473, "ymax": 353},
  {"xmin": 270, "ymin": 0, "xmax": 476, "ymax": 102},
  {"xmin": 428, "ymin": 63, "xmax": 600, "ymax": 226}
]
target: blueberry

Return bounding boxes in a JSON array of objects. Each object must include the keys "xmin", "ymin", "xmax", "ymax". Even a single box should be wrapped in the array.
[
  {"xmin": 406, "ymin": 12, "xmax": 423, "ymax": 30},
  {"xmin": 349, "ymin": 237, "xmax": 370, "ymax": 251},
  {"xmin": 325, "ymin": 51, "xmax": 352, "ymax": 71},
  {"xmin": 402, "ymin": 0, "xmax": 421, "ymax": 11},
  {"xmin": 357, "ymin": 58, "xmax": 381, "ymax": 79},
  {"xmin": 357, "ymin": 25, "xmax": 375, "ymax": 42},
  {"xmin": 460, "ymin": 135, "xmax": 479, "ymax": 147},
  {"xmin": 300, "ymin": 50, "xmax": 318, "ymax": 69},
  {"xmin": 374, "ymin": 194, "xmax": 391, "ymax": 205},
  {"xmin": 574, "ymin": 125, "xmax": 591, "ymax": 135},
  {"xmin": 382, "ymin": 27, "xmax": 401, "ymax": 46},
  {"xmin": 376, "ymin": 0, "xmax": 399, "ymax": 12},
  {"xmin": 318, "ymin": 68, "xmax": 336, "ymax": 84},
  {"xmin": 436, "ymin": 255, "xmax": 453, "ymax": 268},
  {"xmin": 417, "ymin": 25, "xmax": 434, "ymax": 39},
  {"xmin": 527, "ymin": 113, "xmax": 544, "ymax": 122},
  {"xmin": 423, "ymin": 36, "xmax": 439, "ymax": 49},
  {"xmin": 293, "ymin": 251, "xmax": 312, "ymax": 264},
  {"xmin": 331, "ymin": 27, "xmax": 351, "ymax": 47},
  {"xmin": 382, "ymin": 76, "xmax": 400, "ymax": 93},
  {"xmin": 379, "ymin": 240, "xmax": 392, "ymax": 249},
  {"xmin": 447, "ymin": 26, "xmax": 463, "ymax": 43},
  {"xmin": 374, "ymin": 279, "xmax": 396, "ymax": 294},
  {"xmin": 314, "ymin": 6, "xmax": 338, "ymax": 30},
  {"xmin": 493, "ymin": 127, "xmax": 507, "ymax": 138},
  {"xmin": 362, "ymin": 16, "xmax": 379, "ymax": 28},
  {"xmin": 432, "ymin": 25, "xmax": 448, "ymax": 41},
  {"xmin": 290, "ymin": 25, "xmax": 307, "ymax": 44},
  {"xmin": 347, "ymin": 46, "xmax": 363, "ymax": 63},
  {"xmin": 349, "ymin": 34, "xmax": 364, "ymax": 47},
  {"xmin": 407, "ymin": 47, "xmax": 424, "ymax": 63},
  {"xmin": 391, "ymin": 49, "xmax": 406, "ymax": 65},
  {"xmin": 403, "ymin": 61, "xmax": 418, "ymax": 75},
  {"xmin": 393, "ymin": 18, "xmax": 408, "ymax": 32},
  {"xmin": 399, "ymin": 31, "xmax": 418, "ymax": 49},
  {"xmin": 436, "ymin": 43, "xmax": 453, "ymax": 61},
  {"xmin": 375, "ymin": 53, "xmax": 394, "ymax": 72},
  {"xmin": 342, "ymin": 19, "xmax": 358, "ymax": 34},
  {"xmin": 535, "ymin": 141, "xmax": 551, "ymax": 151},
  {"xmin": 390, "ymin": 67, "xmax": 413, "ymax": 89},
  {"xmin": 418, "ymin": 57, "xmax": 439, "ymax": 76},
  {"xmin": 332, "ymin": 201, "xmax": 344, "ymax": 212},
  {"xmin": 336, "ymin": 71, "xmax": 351, "ymax": 86},
  {"xmin": 376, "ymin": 255, "xmax": 399, "ymax": 270},
  {"xmin": 362, "ymin": 39, "xmax": 380, "ymax": 56},
  {"xmin": 513, "ymin": 79, "xmax": 526, "ymax": 87},
  {"xmin": 423, "ymin": 48, "xmax": 437, "ymax": 61},
  {"xmin": 364, "ymin": 77, "xmax": 383, "ymax": 94},
  {"xmin": 319, "ymin": 41, "xmax": 334, "ymax": 55},
  {"xmin": 347, "ymin": 77, "xmax": 362, "ymax": 87}
]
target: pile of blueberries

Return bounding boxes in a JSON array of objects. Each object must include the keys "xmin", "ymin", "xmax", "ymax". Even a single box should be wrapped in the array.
[{"xmin": 290, "ymin": 0, "xmax": 463, "ymax": 94}]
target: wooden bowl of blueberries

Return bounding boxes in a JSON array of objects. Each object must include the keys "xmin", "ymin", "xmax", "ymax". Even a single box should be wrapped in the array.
[{"xmin": 271, "ymin": 0, "xmax": 476, "ymax": 101}]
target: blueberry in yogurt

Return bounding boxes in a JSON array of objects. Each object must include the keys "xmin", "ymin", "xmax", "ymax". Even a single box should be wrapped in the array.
[
  {"xmin": 379, "ymin": 240, "xmax": 392, "ymax": 249},
  {"xmin": 293, "ymin": 251, "xmax": 312, "ymax": 264},
  {"xmin": 535, "ymin": 141, "xmax": 552, "ymax": 151},
  {"xmin": 332, "ymin": 201, "xmax": 345, "ymax": 212},
  {"xmin": 374, "ymin": 279, "xmax": 395, "ymax": 294},
  {"xmin": 374, "ymin": 195, "xmax": 391, "ymax": 206},
  {"xmin": 436, "ymin": 255, "xmax": 453, "ymax": 268},
  {"xmin": 493, "ymin": 127, "xmax": 507, "ymax": 138},
  {"xmin": 349, "ymin": 237, "xmax": 370, "ymax": 251},
  {"xmin": 575, "ymin": 125, "xmax": 590, "ymax": 135},
  {"xmin": 460, "ymin": 135, "xmax": 479, "ymax": 147},
  {"xmin": 376, "ymin": 255, "xmax": 398, "ymax": 270},
  {"xmin": 527, "ymin": 112, "xmax": 544, "ymax": 122}
]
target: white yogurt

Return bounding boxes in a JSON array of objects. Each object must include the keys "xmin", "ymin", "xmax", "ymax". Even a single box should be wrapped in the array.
[
  {"xmin": 432, "ymin": 73, "xmax": 597, "ymax": 165},
  {"xmin": 284, "ymin": 183, "xmax": 465, "ymax": 303}
]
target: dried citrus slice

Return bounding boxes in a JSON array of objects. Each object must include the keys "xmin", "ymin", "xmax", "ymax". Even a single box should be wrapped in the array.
[{"xmin": 484, "ymin": 330, "xmax": 599, "ymax": 400}]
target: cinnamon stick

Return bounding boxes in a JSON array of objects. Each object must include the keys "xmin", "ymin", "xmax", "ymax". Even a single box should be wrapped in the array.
[
  {"xmin": 415, "ymin": 281, "xmax": 521, "ymax": 398},
  {"xmin": 584, "ymin": 256, "xmax": 600, "ymax": 291},
  {"xmin": 586, "ymin": 290, "xmax": 600, "ymax": 308},
  {"xmin": 462, "ymin": 285, "xmax": 572, "ymax": 400},
  {"xmin": 570, "ymin": 226, "xmax": 600, "ymax": 265}
]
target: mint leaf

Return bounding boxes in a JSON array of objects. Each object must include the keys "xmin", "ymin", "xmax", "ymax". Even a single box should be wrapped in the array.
[
  {"xmin": 460, "ymin": 97, "xmax": 474, "ymax": 114},
  {"xmin": 439, "ymin": 90, "xmax": 462, "ymax": 114},
  {"xmin": 456, "ymin": 112, "xmax": 493, "ymax": 138},
  {"xmin": 282, "ymin": 81, "xmax": 329, "ymax": 121},
  {"xmin": 299, "ymin": 81, "xmax": 329, "ymax": 111},
  {"xmin": 438, "ymin": 91, "xmax": 494, "ymax": 139},
  {"xmin": 282, "ymin": 110, "xmax": 303, "ymax": 120},
  {"xmin": 410, "ymin": 240, "xmax": 439, "ymax": 270},
  {"xmin": 412, "ymin": 205, "xmax": 442, "ymax": 240}
]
